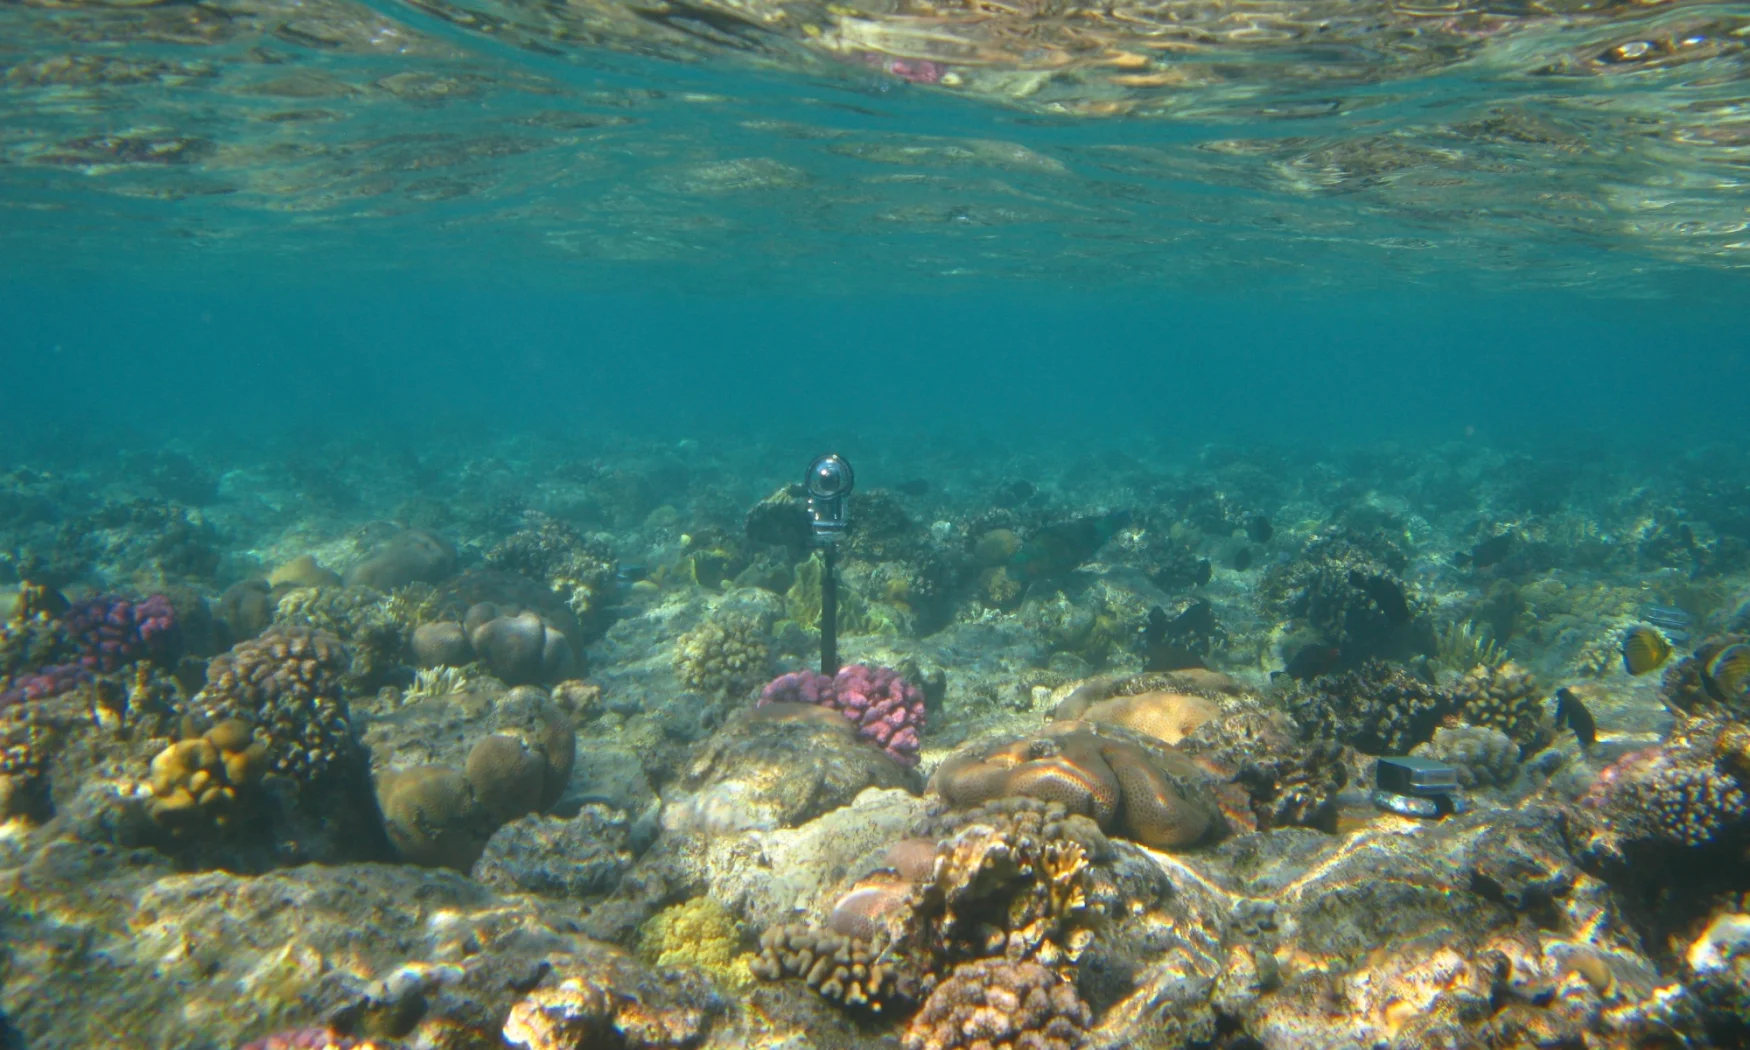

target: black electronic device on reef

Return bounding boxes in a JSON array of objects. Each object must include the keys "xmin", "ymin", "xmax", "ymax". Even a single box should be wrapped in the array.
[
  {"xmin": 804, "ymin": 454, "xmax": 853, "ymax": 675},
  {"xmin": 1371, "ymin": 755, "xmax": 1462, "ymax": 819}
]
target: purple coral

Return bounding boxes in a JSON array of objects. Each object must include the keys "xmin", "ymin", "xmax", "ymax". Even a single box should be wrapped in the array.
[
  {"xmin": 62, "ymin": 594, "xmax": 180, "ymax": 673},
  {"xmin": 0, "ymin": 664, "xmax": 90, "ymax": 709},
  {"xmin": 760, "ymin": 664, "xmax": 926, "ymax": 767}
]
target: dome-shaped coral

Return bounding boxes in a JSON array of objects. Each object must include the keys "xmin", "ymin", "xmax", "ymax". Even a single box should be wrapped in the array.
[{"xmin": 1411, "ymin": 725, "xmax": 1519, "ymax": 789}]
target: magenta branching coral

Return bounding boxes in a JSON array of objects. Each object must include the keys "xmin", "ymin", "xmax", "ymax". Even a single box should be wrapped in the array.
[
  {"xmin": 63, "ymin": 594, "xmax": 180, "ymax": 673},
  {"xmin": 0, "ymin": 594, "xmax": 179, "ymax": 708},
  {"xmin": 759, "ymin": 664, "xmax": 925, "ymax": 767}
]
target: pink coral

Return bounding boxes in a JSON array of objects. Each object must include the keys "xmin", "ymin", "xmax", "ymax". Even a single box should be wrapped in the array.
[
  {"xmin": 759, "ymin": 665, "xmax": 926, "ymax": 767},
  {"xmin": 62, "ymin": 594, "xmax": 181, "ymax": 673}
]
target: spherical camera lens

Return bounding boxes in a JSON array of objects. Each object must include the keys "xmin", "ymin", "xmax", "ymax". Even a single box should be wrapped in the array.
[{"xmin": 807, "ymin": 455, "xmax": 852, "ymax": 498}]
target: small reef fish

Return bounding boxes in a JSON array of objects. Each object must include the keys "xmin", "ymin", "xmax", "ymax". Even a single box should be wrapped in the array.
[
  {"xmin": 1621, "ymin": 625, "xmax": 1673, "ymax": 676},
  {"xmin": 1245, "ymin": 514, "xmax": 1273, "ymax": 544},
  {"xmin": 1010, "ymin": 509, "xmax": 1132, "ymax": 579},
  {"xmin": 1455, "ymin": 532, "xmax": 1514, "ymax": 570},
  {"xmin": 1640, "ymin": 605, "xmax": 1692, "ymax": 644},
  {"xmin": 1706, "ymin": 644, "xmax": 1750, "ymax": 701},
  {"xmin": 1275, "ymin": 643, "xmax": 1343, "ymax": 682},
  {"xmin": 1553, "ymin": 688, "xmax": 1596, "ymax": 751},
  {"xmin": 1231, "ymin": 547, "xmax": 1254, "ymax": 571}
]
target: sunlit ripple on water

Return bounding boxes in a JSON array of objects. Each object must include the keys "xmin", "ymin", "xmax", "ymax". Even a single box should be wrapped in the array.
[{"xmin": 0, "ymin": 0, "xmax": 1745, "ymax": 289}]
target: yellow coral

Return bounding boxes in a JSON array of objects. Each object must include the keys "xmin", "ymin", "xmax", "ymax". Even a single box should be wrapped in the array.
[
  {"xmin": 146, "ymin": 718, "xmax": 269, "ymax": 827},
  {"xmin": 638, "ymin": 897, "xmax": 757, "ymax": 989}
]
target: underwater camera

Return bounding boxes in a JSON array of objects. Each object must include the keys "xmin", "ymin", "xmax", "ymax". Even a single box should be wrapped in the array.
[
  {"xmin": 804, "ymin": 454, "xmax": 853, "ymax": 675},
  {"xmin": 805, "ymin": 453, "xmax": 854, "ymax": 542},
  {"xmin": 1371, "ymin": 755, "xmax": 1464, "ymax": 819}
]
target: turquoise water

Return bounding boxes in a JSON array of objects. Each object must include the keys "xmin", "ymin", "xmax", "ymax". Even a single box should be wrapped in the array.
[{"xmin": 2, "ymin": 0, "xmax": 1747, "ymax": 451}]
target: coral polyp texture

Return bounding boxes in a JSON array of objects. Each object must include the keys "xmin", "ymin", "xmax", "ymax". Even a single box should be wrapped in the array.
[
  {"xmin": 675, "ymin": 612, "xmax": 770, "ymax": 699},
  {"xmin": 759, "ymin": 664, "xmax": 926, "ymax": 766},
  {"xmin": 194, "ymin": 625, "xmax": 354, "ymax": 783},
  {"xmin": 900, "ymin": 958, "xmax": 1090, "ymax": 1050}
]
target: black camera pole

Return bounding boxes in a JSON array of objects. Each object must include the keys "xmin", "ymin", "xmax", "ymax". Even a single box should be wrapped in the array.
[
  {"xmin": 820, "ymin": 544, "xmax": 838, "ymax": 676},
  {"xmin": 804, "ymin": 453, "xmax": 854, "ymax": 678}
]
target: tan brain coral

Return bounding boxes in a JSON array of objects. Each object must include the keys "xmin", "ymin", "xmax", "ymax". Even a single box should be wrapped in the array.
[{"xmin": 929, "ymin": 724, "xmax": 1221, "ymax": 850}]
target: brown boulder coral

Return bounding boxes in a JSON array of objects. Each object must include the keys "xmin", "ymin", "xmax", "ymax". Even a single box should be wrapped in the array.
[
  {"xmin": 1051, "ymin": 689, "xmax": 1218, "ymax": 747},
  {"xmin": 929, "ymin": 723, "xmax": 1223, "ymax": 850}
]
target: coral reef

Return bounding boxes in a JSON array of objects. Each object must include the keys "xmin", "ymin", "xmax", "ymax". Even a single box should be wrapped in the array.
[
  {"xmin": 145, "ymin": 717, "xmax": 270, "ymax": 828},
  {"xmin": 465, "ymin": 605, "xmax": 575, "ymax": 685},
  {"xmin": 929, "ymin": 723, "xmax": 1223, "ymax": 849},
  {"xmin": 370, "ymin": 685, "xmax": 576, "ymax": 868},
  {"xmin": 473, "ymin": 806, "xmax": 633, "ymax": 897},
  {"xmin": 675, "ymin": 612, "xmax": 770, "ymax": 700},
  {"xmin": 1410, "ymin": 724, "xmax": 1520, "ymax": 789},
  {"xmin": 483, "ymin": 511, "xmax": 617, "ymax": 637},
  {"xmin": 664, "ymin": 702, "xmax": 914, "ymax": 835},
  {"xmin": 753, "ymin": 921, "xmax": 916, "ymax": 1012},
  {"xmin": 62, "ymin": 593, "xmax": 181, "ymax": 673},
  {"xmin": 272, "ymin": 585, "xmax": 409, "ymax": 690},
  {"xmin": 345, "ymin": 527, "xmax": 456, "ymax": 590},
  {"xmin": 901, "ymin": 958, "xmax": 1090, "ymax": 1050},
  {"xmin": 1448, "ymin": 660, "xmax": 1553, "ymax": 757},
  {"xmin": 758, "ymin": 664, "xmax": 926, "ymax": 767},
  {"xmin": 640, "ymin": 896, "xmax": 756, "ymax": 988},
  {"xmin": 1258, "ymin": 527, "xmax": 1433, "ymax": 666},
  {"xmin": 1277, "ymin": 658, "xmax": 1451, "ymax": 755},
  {"xmin": 194, "ymin": 625, "xmax": 354, "ymax": 784}
]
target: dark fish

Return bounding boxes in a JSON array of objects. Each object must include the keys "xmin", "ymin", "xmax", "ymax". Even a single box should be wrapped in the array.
[
  {"xmin": 1011, "ymin": 509, "xmax": 1132, "ymax": 579},
  {"xmin": 1245, "ymin": 514, "xmax": 1274, "ymax": 544},
  {"xmin": 1278, "ymin": 643, "xmax": 1343, "ymax": 681},
  {"xmin": 896, "ymin": 478, "xmax": 930, "ymax": 497},
  {"xmin": 1554, "ymin": 688, "xmax": 1596, "ymax": 750},
  {"xmin": 1348, "ymin": 570, "xmax": 1411, "ymax": 625},
  {"xmin": 616, "ymin": 564, "xmax": 649, "ymax": 584},
  {"xmin": 1622, "ymin": 625, "xmax": 1673, "ymax": 676},
  {"xmin": 1231, "ymin": 547, "xmax": 1254, "ymax": 572},
  {"xmin": 1706, "ymin": 644, "xmax": 1750, "ymax": 701},
  {"xmin": 1141, "ymin": 601, "xmax": 1216, "ymax": 671},
  {"xmin": 1469, "ymin": 532, "xmax": 1515, "ymax": 569}
]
